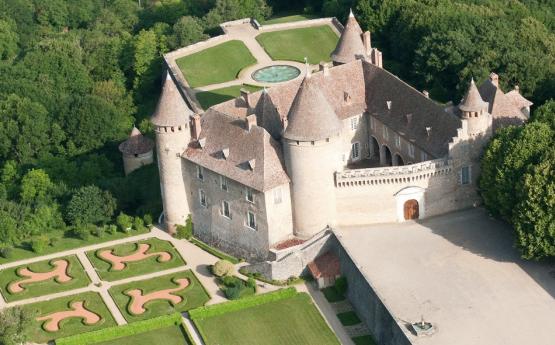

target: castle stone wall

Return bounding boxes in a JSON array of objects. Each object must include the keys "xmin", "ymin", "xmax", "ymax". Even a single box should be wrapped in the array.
[{"xmin": 122, "ymin": 151, "xmax": 153, "ymax": 176}]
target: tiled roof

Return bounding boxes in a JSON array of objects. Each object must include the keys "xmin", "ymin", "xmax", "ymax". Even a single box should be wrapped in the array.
[
  {"xmin": 331, "ymin": 12, "xmax": 367, "ymax": 64},
  {"xmin": 118, "ymin": 127, "xmax": 154, "ymax": 155},
  {"xmin": 283, "ymin": 74, "xmax": 343, "ymax": 141},
  {"xmin": 459, "ymin": 79, "xmax": 489, "ymax": 113},
  {"xmin": 478, "ymin": 78, "xmax": 531, "ymax": 126},
  {"xmin": 182, "ymin": 109, "xmax": 290, "ymax": 192},
  {"xmin": 307, "ymin": 251, "xmax": 340, "ymax": 279},
  {"xmin": 151, "ymin": 72, "xmax": 193, "ymax": 126}
]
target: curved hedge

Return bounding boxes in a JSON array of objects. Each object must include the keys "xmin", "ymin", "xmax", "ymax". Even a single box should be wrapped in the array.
[
  {"xmin": 189, "ymin": 287, "xmax": 297, "ymax": 320},
  {"xmin": 55, "ymin": 313, "xmax": 182, "ymax": 345}
]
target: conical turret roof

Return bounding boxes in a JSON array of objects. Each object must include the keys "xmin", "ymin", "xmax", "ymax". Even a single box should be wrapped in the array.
[
  {"xmin": 283, "ymin": 75, "xmax": 342, "ymax": 141},
  {"xmin": 119, "ymin": 126, "xmax": 154, "ymax": 155},
  {"xmin": 459, "ymin": 78, "xmax": 488, "ymax": 113},
  {"xmin": 331, "ymin": 10, "xmax": 366, "ymax": 64},
  {"xmin": 151, "ymin": 71, "xmax": 193, "ymax": 126}
]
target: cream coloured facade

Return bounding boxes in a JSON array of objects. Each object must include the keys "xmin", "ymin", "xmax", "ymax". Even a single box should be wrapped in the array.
[{"xmin": 151, "ymin": 13, "xmax": 531, "ymax": 261}]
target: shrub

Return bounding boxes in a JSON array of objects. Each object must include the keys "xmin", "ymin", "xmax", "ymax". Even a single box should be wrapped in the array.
[
  {"xmin": 189, "ymin": 237, "xmax": 240, "ymax": 263},
  {"xmin": 212, "ymin": 259, "xmax": 234, "ymax": 277},
  {"xmin": 116, "ymin": 212, "xmax": 133, "ymax": 232},
  {"xmin": 143, "ymin": 213, "xmax": 153, "ymax": 226},
  {"xmin": 31, "ymin": 235, "xmax": 49, "ymax": 253},
  {"xmin": 49, "ymin": 236, "xmax": 60, "ymax": 247},
  {"xmin": 176, "ymin": 215, "xmax": 193, "ymax": 239},
  {"xmin": 334, "ymin": 276, "xmax": 348, "ymax": 296},
  {"xmin": 0, "ymin": 245, "xmax": 13, "ymax": 259},
  {"xmin": 247, "ymin": 277, "xmax": 256, "ymax": 289},
  {"xmin": 221, "ymin": 275, "xmax": 237, "ymax": 286},
  {"xmin": 66, "ymin": 185, "xmax": 117, "ymax": 226},
  {"xmin": 71, "ymin": 223, "xmax": 92, "ymax": 240},
  {"xmin": 92, "ymin": 226, "xmax": 105, "ymax": 238},
  {"xmin": 107, "ymin": 224, "xmax": 118, "ymax": 235},
  {"xmin": 133, "ymin": 216, "xmax": 145, "ymax": 231},
  {"xmin": 224, "ymin": 284, "xmax": 242, "ymax": 300}
]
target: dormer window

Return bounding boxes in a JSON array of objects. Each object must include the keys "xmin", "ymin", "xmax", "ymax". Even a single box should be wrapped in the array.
[
  {"xmin": 344, "ymin": 91, "xmax": 351, "ymax": 103},
  {"xmin": 222, "ymin": 147, "xmax": 229, "ymax": 159}
]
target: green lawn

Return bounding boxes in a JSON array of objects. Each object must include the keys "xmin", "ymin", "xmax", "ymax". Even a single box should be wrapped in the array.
[
  {"xmin": 195, "ymin": 84, "xmax": 262, "ymax": 109},
  {"xmin": 86, "ymin": 238, "xmax": 185, "ymax": 282},
  {"xmin": 256, "ymin": 25, "xmax": 339, "ymax": 64},
  {"xmin": 23, "ymin": 292, "xmax": 117, "ymax": 343},
  {"xmin": 94, "ymin": 325, "xmax": 193, "ymax": 345},
  {"xmin": 0, "ymin": 255, "xmax": 90, "ymax": 302},
  {"xmin": 322, "ymin": 286, "xmax": 346, "ymax": 302},
  {"xmin": 352, "ymin": 335, "xmax": 378, "ymax": 345},
  {"xmin": 194, "ymin": 293, "xmax": 340, "ymax": 345},
  {"xmin": 110, "ymin": 270, "xmax": 210, "ymax": 322},
  {"xmin": 0, "ymin": 228, "xmax": 150, "ymax": 265},
  {"xmin": 337, "ymin": 311, "xmax": 362, "ymax": 326},
  {"xmin": 176, "ymin": 40, "xmax": 257, "ymax": 88},
  {"xmin": 261, "ymin": 12, "xmax": 318, "ymax": 25}
]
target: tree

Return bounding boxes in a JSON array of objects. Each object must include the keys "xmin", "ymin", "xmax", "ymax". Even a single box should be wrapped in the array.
[
  {"xmin": 20, "ymin": 169, "xmax": 54, "ymax": 205},
  {"xmin": 66, "ymin": 185, "xmax": 117, "ymax": 226},
  {"xmin": 0, "ymin": 210, "xmax": 18, "ymax": 245},
  {"xmin": 0, "ymin": 306, "xmax": 35, "ymax": 345},
  {"xmin": 0, "ymin": 19, "xmax": 18, "ymax": 61},
  {"xmin": 170, "ymin": 16, "xmax": 208, "ymax": 49}
]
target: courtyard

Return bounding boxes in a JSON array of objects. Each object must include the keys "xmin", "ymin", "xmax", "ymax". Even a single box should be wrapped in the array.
[
  {"xmin": 165, "ymin": 17, "xmax": 340, "ymax": 110},
  {"xmin": 335, "ymin": 208, "xmax": 555, "ymax": 345}
]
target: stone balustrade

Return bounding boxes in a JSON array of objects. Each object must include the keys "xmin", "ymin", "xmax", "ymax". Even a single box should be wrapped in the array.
[{"xmin": 335, "ymin": 158, "xmax": 453, "ymax": 187}]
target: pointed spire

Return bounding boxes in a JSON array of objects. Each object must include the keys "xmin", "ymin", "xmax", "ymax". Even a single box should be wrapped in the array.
[
  {"xmin": 119, "ymin": 126, "xmax": 154, "ymax": 155},
  {"xmin": 283, "ymin": 75, "xmax": 342, "ymax": 142},
  {"xmin": 349, "ymin": 8, "xmax": 354, "ymax": 18},
  {"xmin": 130, "ymin": 126, "xmax": 141, "ymax": 137},
  {"xmin": 459, "ymin": 78, "xmax": 488, "ymax": 113},
  {"xmin": 151, "ymin": 71, "xmax": 193, "ymax": 127},
  {"xmin": 331, "ymin": 10, "xmax": 366, "ymax": 64}
]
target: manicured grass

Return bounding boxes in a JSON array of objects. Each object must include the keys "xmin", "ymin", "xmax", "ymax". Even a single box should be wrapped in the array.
[
  {"xmin": 0, "ymin": 228, "xmax": 150, "ymax": 265},
  {"xmin": 110, "ymin": 270, "xmax": 210, "ymax": 322},
  {"xmin": 337, "ymin": 311, "xmax": 362, "ymax": 326},
  {"xmin": 23, "ymin": 292, "xmax": 116, "ymax": 343},
  {"xmin": 176, "ymin": 40, "xmax": 257, "ymax": 88},
  {"xmin": 0, "ymin": 255, "xmax": 90, "ymax": 302},
  {"xmin": 322, "ymin": 286, "xmax": 346, "ymax": 302},
  {"xmin": 194, "ymin": 292, "xmax": 341, "ymax": 345},
  {"xmin": 256, "ymin": 25, "xmax": 339, "ymax": 64},
  {"xmin": 189, "ymin": 236, "xmax": 241, "ymax": 264},
  {"xmin": 86, "ymin": 238, "xmax": 185, "ymax": 282},
  {"xmin": 352, "ymin": 335, "xmax": 378, "ymax": 345},
  {"xmin": 196, "ymin": 84, "xmax": 262, "ymax": 109},
  {"xmin": 94, "ymin": 325, "xmax": 193, "ymax": 345},
  {"xmin": 261, "ymin": 12, "xmax": 319, "ymax": 25}
]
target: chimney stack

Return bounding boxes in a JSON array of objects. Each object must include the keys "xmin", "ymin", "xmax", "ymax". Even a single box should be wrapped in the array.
[
  {"xmin": 362, "ymin": 31, "xmax": 371, "ymax": 56},
  {"xmin": 489, "ymin": 72, "xmax": 499, "ymax": 87},
  {"xmin": 191, "ymin": 114, "xmax": 201, "ymax": 140},
  {"xmin": 240, "ymin": 89, "xmax": 251, "ymax": 108},
  {"xmin": 246, "ymin": 114, "xmax": 257, "ymax": 131},
  {"xmin": 422, "ymin": 90, "xmax": 430, "ymax": 98},
  {"xmin": 319, "ymin": 62, "xmax": 330, "ymax": 76}
]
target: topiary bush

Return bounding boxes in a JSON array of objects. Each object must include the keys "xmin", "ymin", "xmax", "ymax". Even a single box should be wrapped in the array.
[
  {"xmin": 334, "ymin": 276, "xmax": 348, "ymax": 296},
  {"xmin": 133, "ymin": 216, "xmax": 145, "ymax": 231},
  {"xmin": 176, "ymin": 215, "xmax": 193, "ymax": 239},
  {"xmin": 31, "ymin": 235, "xmax": 49, "ymax": 253},
  {"xmin": 143, "ymin": 213, "xmax": 153, "ymax": 227},
  {"xmin": 0, "ymin": 245, "xmax": 13, "ymax": 259},
  {"xmin": 116, "ymin": 212, "xmax": 133, "ymax": 232},
  {"xmin": 212, "ymin": 259, "xmax": 234, "ymax": 277}
]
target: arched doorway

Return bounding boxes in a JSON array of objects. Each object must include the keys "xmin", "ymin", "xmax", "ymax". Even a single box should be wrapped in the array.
[
  {"xmin": 381, "ymin": 145, "xmax": 392, "ymax": 166},
  {"xmin": 370, "ymin": 136, "xmax": 379, "ymax": 158},
  {"xmin": 393, "ymin": 154, "xmax": 404, "ymax": 166},
  {"xmin": 404, "ymin": 199, "xmax": 419, "ymax": 220}
]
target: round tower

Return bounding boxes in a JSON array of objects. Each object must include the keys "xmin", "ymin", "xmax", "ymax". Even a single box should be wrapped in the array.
[
  {"xmin": 282, "ymin": 72, "xmax": 342, "ymax": 238},
  {"xmin": 331, "ymin": 9, "xmax": 367, "ymax": 66},
  {"xmin": 118, "ymin": 126, "xmax": 155, "ymax": 175},
  {"xmin": 458, "ymin": 78, "xmax": 492, "ymax": 138},
  {"xmin": 151, "ymin": 71, "xmax": 193, "ymax": 234}
]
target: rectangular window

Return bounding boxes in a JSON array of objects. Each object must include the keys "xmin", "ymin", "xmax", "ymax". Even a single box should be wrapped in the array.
[
  {"xmin": 220, "ymin": 176, "xmax": 228, "ymax": 191},
  {"xmin": 197, "ymin": 166, "xmax": 204, "ymax": 180},
  {"xmin": 395, "ymin": 134, "xmax": 401, "ymax": 148},
  {"xmin": 274, "ymin": 187, "xmax": 282, "ymax": 204},
  {"xmin": 246, "ymin": 187, "xmax": 254, "ymax": 203},
  {"xmin": 382, "ymin": 126, "xmax": 389, "ymax": 140},
  {"xmin": 199, "ymin": 189, "xmax": 206, "ymax": 207},
  {"xmin": 350, "ymin": 116, "xmax": 359, "ymax": 130},
  {"xmin": 246, "ymin": 211, "xmax": 256, "ymax": 230},
  {"xmin": 351, "ymin": 142, "xmax": 360, "ymax": 160},
  {"xmin": 221, "ymin": 200, "xmax": 231, "ymax": 218},
  {"xmin": 461, "ymin": 166, "xmax": 472, "ymax": 185},
  {"xmin": 408, "ymin": 143, "xmax": 415, "ymax": 158}
]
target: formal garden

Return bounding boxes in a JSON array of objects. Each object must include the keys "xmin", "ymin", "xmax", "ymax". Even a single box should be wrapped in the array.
[
  {"xmin": 195, "ymin": 84, "xmax": 262, "ymax": 109},
  {"xmin": 87, "ymin": 238, "xmax": 185, "ymax": 281}
]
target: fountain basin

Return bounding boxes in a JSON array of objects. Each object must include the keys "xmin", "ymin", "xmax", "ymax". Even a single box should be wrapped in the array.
[{"xmin": 251, "ymin": 65, "xmax": 301, "ymax": 83}]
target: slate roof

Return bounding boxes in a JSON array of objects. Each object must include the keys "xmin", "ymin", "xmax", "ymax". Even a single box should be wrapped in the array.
[
  {"xmin": 119, "ymin": 127, "xmax": 154, "ymax": 155},
  {"xmin": 331, "ymin": 11, "xmax": 367, "ymax": 64},
  {"xmin": 182, "ymin": 109, "xmax": 290, "ymax": 192},
  {"xmin": 151, "ymin": 72, "xmax": 194, "ymax": 126},
  {"xmin": 283, "ymin": 74, "xmax": 343, "ymax": 141}
]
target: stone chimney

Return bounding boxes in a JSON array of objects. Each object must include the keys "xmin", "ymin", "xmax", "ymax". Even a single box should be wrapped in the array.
[
  {"xmin": 489, "ymin": 72, "xmax": 499, "ymax": 87},
  {"xmin": 240, "ymin": 89, "xmax": 251, "ymax": 108},
  {"xmin": 371, "ymin": 48, "xmax": 383, "ymax": 68},
  {"xmin": 246, "ymin": 114, "xmax": 257, "ymax": 131},
  {"xmin": 191, "ymin": 114, "xmax": 201, "ymax": 140},
  {"xmin": 422, "ymin": 90, "xmax": 430, "ymax": 98},
  {"xmin": 362, "ymin": 31, "xmax": 371, "ymax": 56},
  {"xmin": 319, "ymin": 62, "xmax": 330, "ymax": 77}
]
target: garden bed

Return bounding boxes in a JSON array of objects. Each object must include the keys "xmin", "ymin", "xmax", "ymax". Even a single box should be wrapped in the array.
[{"xmin": 195, "ymin": 84, "xmax": 262, "ymax": 109}]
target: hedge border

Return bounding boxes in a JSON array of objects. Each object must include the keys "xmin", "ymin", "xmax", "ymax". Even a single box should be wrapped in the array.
[
  {"xmin": 189, "ymin": 287, "xmax": 296, "ymax": 321},
  {"xmin": 55, "ymin": 313, "xmax": 183, "ymax": 345},
  {"xmin": 189, "ymin": 237, "xmax": 240, "ymax": 264}
]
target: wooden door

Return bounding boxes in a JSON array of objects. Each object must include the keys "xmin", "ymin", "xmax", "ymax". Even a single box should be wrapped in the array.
[{"xmin": 404, "ymin": 199, "xmax": 419, "ymax": 220}]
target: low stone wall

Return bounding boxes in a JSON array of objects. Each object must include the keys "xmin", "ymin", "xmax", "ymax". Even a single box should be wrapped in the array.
[
  {"xmin": 258, "ymin": 17, "xmax": 342, "ymax": 34},
  {"xmin": 335, "ymin": 235, "xmax": 413, "ymax": 345}
]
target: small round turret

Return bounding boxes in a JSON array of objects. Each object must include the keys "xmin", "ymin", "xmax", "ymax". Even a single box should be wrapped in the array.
[
  {"xmin": 118, "ymin": 127, "xmax": 155, "ymax": 175},
  {"xmin": 458, "ymin": 78, "xmax": 492, "ymax": 137},
  {"xmin": 331, "ymin": 9, "xmax": 367, "ymax": 65}
]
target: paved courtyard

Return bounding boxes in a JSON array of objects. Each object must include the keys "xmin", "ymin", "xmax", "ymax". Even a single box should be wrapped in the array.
[{"xmin": 335, "ymin": 208, "xmax": 555, "ymax": 345}]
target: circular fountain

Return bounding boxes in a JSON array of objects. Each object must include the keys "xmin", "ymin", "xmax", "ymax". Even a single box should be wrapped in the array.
[{"xmin": 251, "ymin": 65, "xmax": 301, "ymax": 83}]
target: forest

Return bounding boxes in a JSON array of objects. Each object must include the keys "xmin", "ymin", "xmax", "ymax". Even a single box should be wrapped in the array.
[{"xmin": 0, "ymin": 0, "xmax": 553, "ymax": 259}]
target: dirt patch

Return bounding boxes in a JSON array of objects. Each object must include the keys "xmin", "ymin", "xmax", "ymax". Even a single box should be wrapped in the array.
[
  {"xmin": 125, "ymin": 278, "xmax": 190, "ymax": 315},
  {"xmin": 98, "ymin": 243, "xmax": 172, "ymax": 271},
  {"xmin": 8, "ymin": 259, "xmax": 72, "ymax": 294},
  {"xmin": 36, "ymin": 301, "xmax": 101, "ymax": 332}
]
